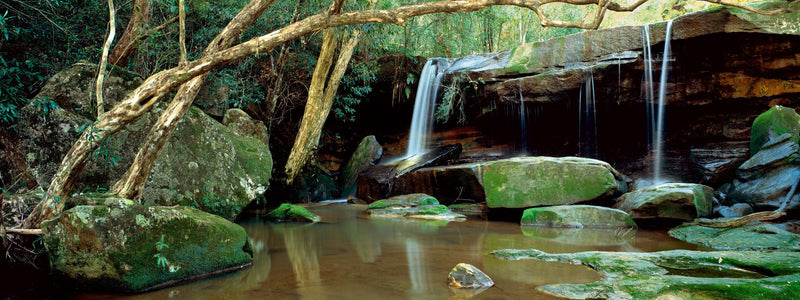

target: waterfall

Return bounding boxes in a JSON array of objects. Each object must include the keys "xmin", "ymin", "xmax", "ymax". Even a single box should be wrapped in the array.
[
  {"xmin": 577, "ymin": 71, "xmax": 599, "ymax": 158},
  {"xmin": 653, "ymin": 20, "xmax": 674, "ymax": 183},
  {"xmin": 518, "ymin": 82, "xmax": 528, "ymax": 155},
  {"xmin": 642, "ymin": 24, "xmax": 655, "ymax": 150},
  {"xmin": 406, "ymin": 59, "xmax": 443, "ymax": 157}
]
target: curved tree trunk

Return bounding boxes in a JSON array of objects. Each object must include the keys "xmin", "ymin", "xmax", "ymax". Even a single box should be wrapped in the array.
[
  {"xmin": 22, "ymin": 0, "xmax": 788, "ymax": 228},
  {"xmin": 109, "ymin": 0, "xmax": 150, "ymax": 67},
  {"xmin": 112, "ymin": 0, "xmax": 278, "ymax": 200}
]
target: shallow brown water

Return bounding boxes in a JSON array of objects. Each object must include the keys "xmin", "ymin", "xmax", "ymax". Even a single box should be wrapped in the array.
[{"xmin": 82, "ymin": 204, "xmax": 697, "ymax": 300}]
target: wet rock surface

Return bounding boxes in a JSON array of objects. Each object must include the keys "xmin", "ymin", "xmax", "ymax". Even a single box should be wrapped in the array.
[
  {"xmin": 615, "ymin": 183, "xmax": 714, "ymax": 222},
  {"xmin": 264, "ymin": 203, "xmax": 321, "ymax": 223},
  {"xmin": 492, "ymin": 248, "xmax": 800, "ymax": 299},
  {"xmin": 520, "ymin": 205, "xmax": 636, "ymax": 228},
  {"xmin": 669, "ymin": 222, "xmax": 800, "ymax": 251},
  {"xmin": 447, "ymin": 263, "xmax": 494, "ymax": 289},
  {"xmin": 729, "ymin": 132, "xmax": 800, "ymax": 211},
  {"xmin": 366, "ymin": 193, "xmax": 466, "ymax": 221}
]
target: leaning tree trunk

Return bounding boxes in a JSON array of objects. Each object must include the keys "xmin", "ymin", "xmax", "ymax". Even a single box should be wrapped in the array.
[
  {"xmin": 109, "ymin": 0, "xmax": 150, "ymax": 67},
  {"xmin": 113, "ymin": 0, "xmax": 277, "ymax": 200},
  {"xmin": 285, "ymin": 30, "xmax": 360, "ymax": 183},
  {"xmin": 22, "ymin": 0, "xmax": 786, "ymax": 229}
]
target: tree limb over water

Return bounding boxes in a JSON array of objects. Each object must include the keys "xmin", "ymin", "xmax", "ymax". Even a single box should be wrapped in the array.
[{"xmin": 21, "ymin": 0, "xmax": 791, "ymax": 229}]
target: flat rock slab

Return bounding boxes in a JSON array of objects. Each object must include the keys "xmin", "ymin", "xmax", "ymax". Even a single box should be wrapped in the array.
[
  {"xmin": 521, "ymin": 205, "xmax": 636, "ymax": 228},
  {"xmin": 492, "ymin": 248, "xmax": 800, "ymax": 299},
  {"xmin": 615, "ymin": 183, "xmax": 714, "ymax": 221},
  {"xmin": 366, "ymin": 193, "xmax": 466, "ymax": 221},
  {"xmin": 669, "ymin": 222, "xmax": 800, "ymax": 251}
]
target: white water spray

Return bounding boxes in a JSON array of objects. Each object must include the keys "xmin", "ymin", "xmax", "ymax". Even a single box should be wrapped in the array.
[
  {"xmin": 406, "ymin": 59, "xmax": 441, "ymax": 157},
  {"xmin": 653, "ymin": 20, "xmax": 674, "ymax": 183}
]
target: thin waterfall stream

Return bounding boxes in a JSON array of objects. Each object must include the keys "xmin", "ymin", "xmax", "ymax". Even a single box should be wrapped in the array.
[{"xmin": 653, "ymin": 20, "xmax": 674, "ymax": 183}]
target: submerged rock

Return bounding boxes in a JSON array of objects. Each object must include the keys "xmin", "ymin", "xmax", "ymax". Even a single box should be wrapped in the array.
[
  {"xmin": 264, "ymin": 203, "xmax": 321, "ymax": 223},
  {"xmin": 41, "ymin": 198, "xmax": 253, "ymax": 292},
  {"xmin": 340, "ymin": 135, "xmax": 383, "ymax": 197},
  {"xmin": 448, "ymin": 263, "xmax": 494, "ymax": 289},
  {"xmin": 614, "ymin": 183, "xmax": 714, "ymax": 221},
  {"xmin": 520, "ymin": 205, "xmax": 636, "ymax": 228},
  {"xmin": 492, "ymin": 248, "xmax": 800, "ymax": 299},
  {"xmin": 520, "ymin": 226, "xmax": 636, "ymax": 246},
  {"xmin": 483, "ymin": 157, "xmax": 626, "ymax": 208},
  {"xmin": 366, "ymin": 194, "xmax": 466, "ymax": 221},
  {"xmin": 669, "ymin": 222, "xmax": 800, "ymax": 251}
]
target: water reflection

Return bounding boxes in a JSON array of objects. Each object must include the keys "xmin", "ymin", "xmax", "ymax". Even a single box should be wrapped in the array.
[
  {"xmin": 78, "ymin": 205, "xmax": 697, "ymax": 300},
  {"xmin": 520, "ymin": 226, "xmax": 637, "ymax": 246}
]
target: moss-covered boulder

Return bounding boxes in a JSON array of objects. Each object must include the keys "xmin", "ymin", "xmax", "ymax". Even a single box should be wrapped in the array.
[
  {"xmin": 521, "ymin": 205, "xmax": 636, "ymax": 228},
  {"xmin": 483, "ymin": 157, "xmax": 626, "ymax": 208},
  {"xmin": 264, "ymin": 203, "xmax": 320, "ymax": 223},
  {"xmin": 750, "ymin": 105, "xmax": 800, "ymax": 155},
  {"xmin": 222, "ymin": 108, "xmax": 269, "ymax": 145},
  {"xmin": 669, "ymin": 222, "xmax": 800, "ymax": 251},
  {"xmin": 41, "ymin": 197, "xmax": 253, "ymax": 292},
  {"xmin": 614, "ymin": 183, "xmax": 714, "ymax": 221},
  {"xmin": 366, "ymin": 194, "xmax": 466, "ymax": 221},
  {"xmin": 340, "ymin": 135, "xmax": 383, "ymax": 197},
  {"xmin": 11, "ymin": 63, "xmax": 272, "ymax": 220},
  {"xmin": 492, "ymin": 248, "xmax": 800, "ymax": 299}
]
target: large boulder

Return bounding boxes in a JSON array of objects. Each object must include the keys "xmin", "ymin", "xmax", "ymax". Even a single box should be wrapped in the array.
[
  {"xmin": 614, "ymin": 183, "xmax": 714, "ymax": 221},
  {"xmin": 669, "ymin": 223, "xmax": 800, "ymax": 251},
  {"xmin": 750, "ymin": 105, "xmax": 800, "ymax": 155},
  {"xmin": 483, "ymin": 157, "xmax": 626, "ymax": 208},
  {"xmin": 222, "ymin": 108, "xmax": 269, "ymax": 145},
  {"xmin": 9, "ymin": 63, "xmax": 273, "ymax": 220},
  {"xmin": 41, "ymin": 197, "xmax": 253, "ymax": 292},
  {"xmin": 729, "ymin": 133, "xmax": 800, "ymax": 210},
  {"xmin": 340, "ymin": 135, "xmax": 383, "ymax": 197},
  {"xmin": 520, "ymin": 205, "xmax": 636, "ymax": 229}
]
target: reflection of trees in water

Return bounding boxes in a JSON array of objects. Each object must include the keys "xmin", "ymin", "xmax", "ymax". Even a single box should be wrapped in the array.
[{"xmin": 278, "ymin": 224, "xmax": 321, "ymax": 286}]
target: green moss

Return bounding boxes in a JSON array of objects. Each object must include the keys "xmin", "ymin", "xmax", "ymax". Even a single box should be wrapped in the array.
[
  {"xmin": 264, "ymin": 203, "xmax": 320, "ymax": 223},
  {"xmin": 483, "ymin": 157, "xmax": 622, "ymax": 208},
  {"xmin": 750, "ymin": 106, "xmax": 800, "ymax": 155},
  {"xmin": 415, "ymin": 204, "xmax": 448, "ymax": 215}
]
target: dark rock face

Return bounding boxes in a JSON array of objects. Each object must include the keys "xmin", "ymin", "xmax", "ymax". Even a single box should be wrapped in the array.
[
  {"xmin": 690, "ymin": 142, "xmax": 749, "ymax": 187},
  {"xmin": 430, "ymin": 1, "xmax": 800, "ymax": 181},
  {"xmin": 729, "ymin": 133, "xmax": 800, "ymax": 211},
  {"xmin": 356, "ymin": 144, "xmax": 462, "ymax": 202}
]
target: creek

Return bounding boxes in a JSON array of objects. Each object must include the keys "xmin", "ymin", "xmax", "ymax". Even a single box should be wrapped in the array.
[{"xmin": 77, "ymin": 204, "xmax": 698, "ymax": 299}]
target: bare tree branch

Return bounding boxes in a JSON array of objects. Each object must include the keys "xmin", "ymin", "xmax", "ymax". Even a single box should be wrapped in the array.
[{"xmin": 96, "ymin": 0, "xmax": 116, "ymax": 117}]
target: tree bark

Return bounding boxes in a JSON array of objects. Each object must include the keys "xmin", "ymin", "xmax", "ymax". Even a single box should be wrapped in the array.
[
  {"xmin": 179, "ymin": 0, "xmax": 187, "ymax": 65},
  {"xmin": 112, "ymin": 0, "xmax": 278, "ymax": 201},
  {"xmin": 96, "ymin": 0, "xmax": 116, "ymax": 117},
  {"xmin": 22, "ymin": 0, "xmax": 789, "ymax": 228},
  {"xmin": 109, "ymin": 0, "xmax": 150, "ymax": 67}
]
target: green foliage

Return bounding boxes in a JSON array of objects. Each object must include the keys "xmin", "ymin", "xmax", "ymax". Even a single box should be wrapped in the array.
[
  {"xmin": 333, "ymin": 59, "xmax": 376, "ymax": 122},
  {"xmin": 436, "ymin": 74, "xmax": 482, "ymax": 124},
  {"xmin": 30, "ymin": 97, "xmax": 59, "ymax": 125},
  {"xmin": 153, "ymin": 234, "xmax": 170, "ymax": 269}
]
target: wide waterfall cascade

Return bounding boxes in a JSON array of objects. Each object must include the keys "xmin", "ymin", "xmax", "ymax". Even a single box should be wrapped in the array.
[
  {"xmin": 578, "ymin": 71, "xmax": 599, "ymax": 158},
  {"xmin": 653, "ymin": 20, "xmax": 674, "ymax": 183},
  {"xmin": 406, "ymin": 59, "xmax": 448, "ymax": 157}
]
